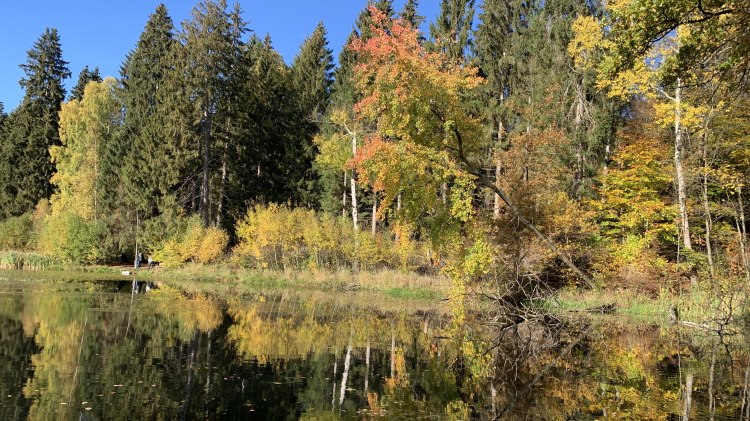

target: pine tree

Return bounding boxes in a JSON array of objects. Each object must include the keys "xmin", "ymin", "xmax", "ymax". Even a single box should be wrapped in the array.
[
  {"xmin": 70, "ymin": 65, "xmax": 102, "ymax": 101},
  {"xmin": 0, "ymin": 28, "xmax": 70, "ymax": 218},
  {"xmin": 355, "ymin": 0, "xmax": 395, "ymax": 41}
]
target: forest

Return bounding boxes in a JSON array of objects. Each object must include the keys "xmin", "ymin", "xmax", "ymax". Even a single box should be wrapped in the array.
[{"xmin": 0, "ymin": 0, "xmax": 748, "ymax": 301}]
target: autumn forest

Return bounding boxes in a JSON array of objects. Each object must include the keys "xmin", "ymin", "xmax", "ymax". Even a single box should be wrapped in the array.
[{"xmin": 0, "ymin": 0, "xmax": 749, "ymax": 300}]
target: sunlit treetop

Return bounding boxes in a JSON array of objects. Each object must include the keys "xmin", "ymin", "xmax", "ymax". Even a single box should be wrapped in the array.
[{"xmin": 347, "ymin": 6, "xmax": 484, "ymax": 222}]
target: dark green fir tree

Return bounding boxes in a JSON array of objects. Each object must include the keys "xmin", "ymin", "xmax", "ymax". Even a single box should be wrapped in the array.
[{"xmin": 70, "ymin": 65, "xmax": 102, "ymax": 101}]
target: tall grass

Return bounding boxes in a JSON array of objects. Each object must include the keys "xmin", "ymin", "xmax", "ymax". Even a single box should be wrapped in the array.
[{"xmin": 0, "ymin": 251, "xmax": 58, "ymax": 271}]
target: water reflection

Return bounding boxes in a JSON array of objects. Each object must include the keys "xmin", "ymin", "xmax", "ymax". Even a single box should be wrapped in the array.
[{"xmin": 0, "ymin": 275, "xmax": 748, "ymax": 419}]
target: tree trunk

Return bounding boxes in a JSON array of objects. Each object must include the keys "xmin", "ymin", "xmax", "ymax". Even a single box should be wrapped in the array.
[
  {"xmin": 371, "ymin": 193, "xmax": 377, "ymax": 235},
  {"xmin": 701, "ymin": 119, "xmax": 714, "ymax": 278},
  {"xmin": 339, "ymin": 342, "xmax": 352, "ymax": 406},
  {"xmin": 200, "ymin": 107, "xmax": 212, "ymax": 227},
  {"xmin": 573, "ymin": 79, "xmax": 586, "ymax": 200},
  {"xmin": 708, "ymin": 342, "xmax": 718, "ymax": 421},
  {"xmin": 342, "ymin": 171, "xmax": 347, "ymax": 218},
  {"xmin": 331, "ymin": 354, "xmax": 338, "ymax": 409},
  {"xmin": 390, "ymin": 321, "xmax": 396, "ymax": 378},
  {"xmin": 364, "ymin": 340, "xmax": 370, "ymax": 394},
  {"xmin": 735, "ymin": 186, "xmax": 750, "ymax": 281},
  {"xmin": 674, "ymin": 78, "xmax": 692, "ymax": 251},
  {"xmin": 494, "ymin": 110, "xmax": 505, "ymax": 219},
  {"xmin": 351, "ymin": 135, "xmax": 359, "ymax": 231},
  {"xmin": 682, "ymin": 372, "xmax": 693, "ymax": 421},
  {"xmin": 216, "ymin": 151, "xmax": 227, "ymax": 227}
]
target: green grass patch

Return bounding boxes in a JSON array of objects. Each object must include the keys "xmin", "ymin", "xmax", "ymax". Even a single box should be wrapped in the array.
[{"xmin": 385, "ymin": 287, "xmax": 441, "ymax": 300}]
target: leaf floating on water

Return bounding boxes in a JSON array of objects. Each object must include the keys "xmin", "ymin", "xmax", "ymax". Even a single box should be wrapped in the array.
[
  {"xmin": 113, "ymin": 384, "xmax": 124, "ymax": 387},
  {"xmin": 85, "ymin": 407, "xmax": 92, "ymax": 411},
  {"xmin": 82, "ymin": 401, "xmax": 88, "ymax": 404},
  {"xmin": 61, "ymin": 402, "xmax": 67, "ymax": 405}
]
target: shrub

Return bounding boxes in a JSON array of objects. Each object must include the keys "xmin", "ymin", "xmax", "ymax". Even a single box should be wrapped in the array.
[
  {"xmin": 234, "ymin": 204, "xmax": 431, "ymax": 272},
  {"xmin": 195, "ymin": 227, "xmax": 229, "ymax": 264},
  {"xmin": 37, "ymin": 212, "xmax": 107, "ymax": 264},
  {"xmin": 148, "ymin": 214, "xmax": 228, "ymax": 267},
  {"xmin": 0, "ymin": 214, "xmax": 35, "ymax": 251}
]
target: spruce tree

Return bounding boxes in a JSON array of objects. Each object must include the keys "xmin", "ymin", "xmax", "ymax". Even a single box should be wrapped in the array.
[
  {"xmin": 0, "ymin": 28, "xmax": 70, "ymax": 218},
  {"xmin": 430, "ymin": 0, "xmax": 475, "ymax": 62},
  {"xmin": 292, "ymin": 23, "xmax": 334, "ymax": 119},
  {"xmin": 399, "ymin": 0, "xmax": 424, "ymax": 29},
  {"xmin": 120, "ymin": 4, "xmax": 178, "ymax": 217},
  {"xmin": 70, "ymin": 65, "xmax": 102, "ymax": 101},
  {"xmin": 181, "ymin": 0, "xmax": 244, "ymax": 226},
  {"xmin": 289, "ymin": 23, "xmax": 334, "ymax": 207}
]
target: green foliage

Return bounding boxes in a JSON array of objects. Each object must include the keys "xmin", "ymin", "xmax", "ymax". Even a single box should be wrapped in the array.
[
  {"xmin": 590, "ymin": 119, "xmax": 676, "ymax": 246},
  {"xmin": 0, "ymin": 28, "xmax": 71, "ymax": 218},
  {"xmin": 120, "ymin": 4, "xmax": 182, "ymax": 217},
  {"xmin": 69, "ymin": 65, "xmax": 102, "ymax": 101},
  {"xmin": 38, "ymin": 212, "xmax": 108, "ymax": 264},
  {"xmin": 430, "ymin": 0, "xmax": 476, "ymax": 61},
  {"xmin": 0, "ymin": 214, "xmax": 35, "ymax": 251}
]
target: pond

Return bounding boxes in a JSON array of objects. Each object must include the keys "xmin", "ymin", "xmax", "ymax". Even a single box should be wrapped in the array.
[{"xmin": 0, "ymin": 271, "xmax": 748, "ymax": 420}]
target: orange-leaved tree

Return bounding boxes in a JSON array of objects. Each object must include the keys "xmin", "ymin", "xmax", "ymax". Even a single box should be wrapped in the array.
[{"xmin": 348, "ymin": 7, "xmax": 594, "ymax": 287}]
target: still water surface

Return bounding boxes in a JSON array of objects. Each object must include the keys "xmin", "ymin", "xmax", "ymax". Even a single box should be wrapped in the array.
[{"xmin": 0, "ymin": 271, "xmax": 748, "ymax": 420}]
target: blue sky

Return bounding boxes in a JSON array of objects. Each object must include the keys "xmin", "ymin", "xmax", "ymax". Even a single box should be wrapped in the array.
[{"xmin": 0, "ymin": 1, "xmax": 445, "ymax": 112}]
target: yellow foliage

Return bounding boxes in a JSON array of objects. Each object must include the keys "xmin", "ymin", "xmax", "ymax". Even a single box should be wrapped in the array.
[
  {"xmin": 195, "ymin": 227, "xmax": 228, "ymax": 264},
  {"xmin": 233, "ymin": 204, "xmax": 430, "ymax": 272},
  {"xmin": 149, "ymin": 216, "xmax": 228, "ymax": 267},
  {"xmin": 568, "ymin": 16, "xmax": 611, "ymax": 69},
  {"xmin": 51, "ymin": 78, "xmax": 119, "ymax": 220}
]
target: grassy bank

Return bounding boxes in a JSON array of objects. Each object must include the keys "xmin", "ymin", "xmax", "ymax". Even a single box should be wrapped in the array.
[
  {"xmin": 0, "ymin": 258, "xmax": 450, "ymax": 300},
  {"xmin": 545, "ymin": 283, "xmax": 749, "ymax": 327},
  {"xmin": 137, "ymin": 264, "xmax": 449, "ymax": 299}
]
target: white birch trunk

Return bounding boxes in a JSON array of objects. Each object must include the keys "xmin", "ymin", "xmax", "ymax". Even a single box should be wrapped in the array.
[{"xmin": 674, "ymin": 78, "xmax": 692, "ymax": 251}]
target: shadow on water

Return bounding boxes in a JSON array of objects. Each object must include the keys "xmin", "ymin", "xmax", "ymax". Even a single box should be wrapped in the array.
[{"xmin": 0, "ymin": 273, "xmax": 749, "ymax": 419}]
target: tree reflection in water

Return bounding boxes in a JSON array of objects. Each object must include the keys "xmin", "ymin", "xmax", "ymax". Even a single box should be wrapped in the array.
[{"xmin": 0, "ymin": 278, "xmax": 748, "ymax": 419}]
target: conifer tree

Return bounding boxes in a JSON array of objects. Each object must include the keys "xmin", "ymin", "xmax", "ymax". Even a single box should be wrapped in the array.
[
  {"xmin": 120, "ymin": 4, "xmax": 178, "ymax": 217},
  {"xmin": 430, "ymin": 0, "xmax": 475, "ymax": 62},
  {"xmin": 70, "ymin": 65, "xmax": 102, "ymax": 101},
  {"xmin": 290, "ymin": 22, "xmax": 334, "ymax": 206},
  {"xmin": 0, "ymin": 28, "xmax": 70, "ymax": 218},
  {"xmin": 292, "ymin": 23, "xmax": 334, "ymax": 119},
  {"xmin": 475, "ymin": 0, "xmax": 530, "ymax": 215},
  {"xmin": 181, "ymin": 0, "xmax": 244, "ymax": 226},
  {"xmin": 400, "ymin": 0, "xmax": 424, "ymax": 29}
]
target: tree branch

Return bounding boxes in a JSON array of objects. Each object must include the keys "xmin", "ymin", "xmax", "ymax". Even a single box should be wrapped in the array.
[{"xmin": 431, "ymin": 105, "xmax": 595, "ymax": 288}]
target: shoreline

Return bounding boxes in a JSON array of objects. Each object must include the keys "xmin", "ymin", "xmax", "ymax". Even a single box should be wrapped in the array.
[{"xmin": 0, "ymin": 263, "xmax": 729, "ymax": 325}]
